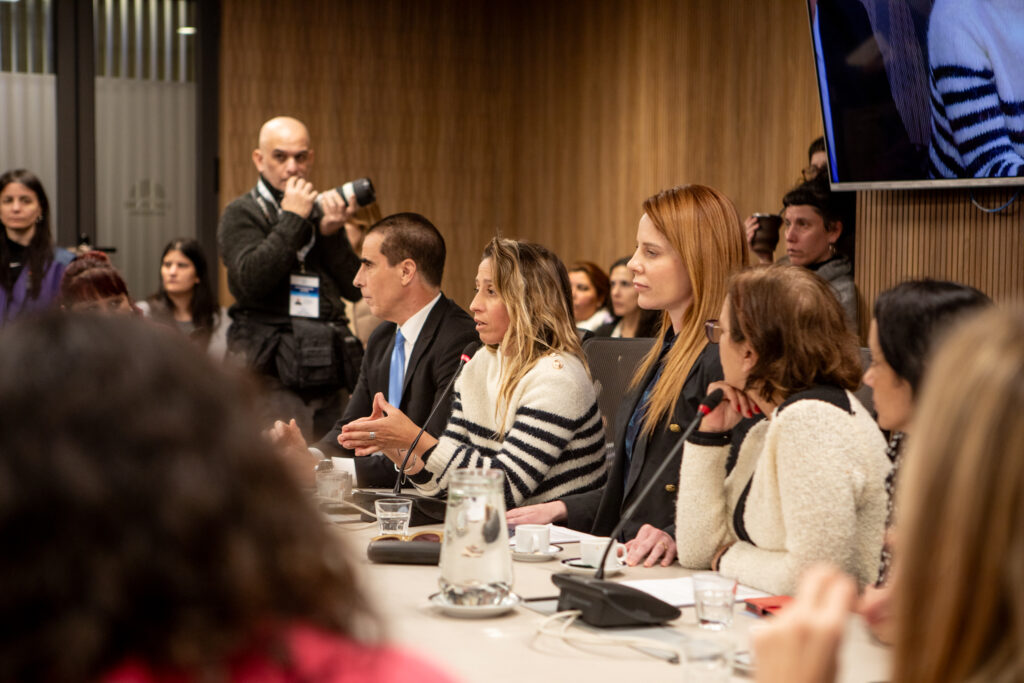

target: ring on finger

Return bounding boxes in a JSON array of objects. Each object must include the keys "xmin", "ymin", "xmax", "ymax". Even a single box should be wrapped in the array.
[{"xmin": 370, "ymin": 431, "xmax": 376, "ymax": 440}]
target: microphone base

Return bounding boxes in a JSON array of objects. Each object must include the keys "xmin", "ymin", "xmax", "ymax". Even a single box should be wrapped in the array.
[
  {"xmin": 350, "ymin": 489, "xmax": 446, "ymax": 526},
  {"xmin": 551, "ymin": 572, "xmax": 681, "ymax": 628}
]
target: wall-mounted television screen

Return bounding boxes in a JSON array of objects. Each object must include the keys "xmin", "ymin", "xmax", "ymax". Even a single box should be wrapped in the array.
[{"xmin": 807, "ymin": 0, "xmax": 1024, "ymax": 190}]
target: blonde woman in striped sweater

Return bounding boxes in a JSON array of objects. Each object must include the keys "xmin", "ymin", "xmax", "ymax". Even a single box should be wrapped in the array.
[{"xmin": 340, "ymin": 238, "xmax": 606, "ymax": 509}]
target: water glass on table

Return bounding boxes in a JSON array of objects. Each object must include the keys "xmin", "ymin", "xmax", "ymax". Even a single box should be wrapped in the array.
[
  {"xmin": 375, "ymin": 498, "xmax": 413, "ymax": 537},
  {"xmin": 692, "ymin": 572, "xmax": 737, "ymax": 630},
  {"xmin": 315, "ymin": 469, "xmax": 352, "ymax": 501},
  {"xmin": 683, "ymin": 637, "xmax": 734, "ymax": 683}
]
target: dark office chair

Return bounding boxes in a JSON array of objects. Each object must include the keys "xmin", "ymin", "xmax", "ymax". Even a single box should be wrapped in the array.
[{"xmin": 582, "ymin": 337, "xmax": 656, "ymax": 445}]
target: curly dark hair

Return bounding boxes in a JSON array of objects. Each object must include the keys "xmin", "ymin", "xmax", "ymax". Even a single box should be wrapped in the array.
[
  {"xmin": 0, "ymin": 314, "xmax": 378, "ymax": 681},
  {"xmin": 727, "ymin": 265, "xmax": 862, "ymax": 404}
]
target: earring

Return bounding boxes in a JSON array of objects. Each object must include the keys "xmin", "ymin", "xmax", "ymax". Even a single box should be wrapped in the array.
[
  {"xmin": 36, "ymin": 214, "xmax": 44, "ymax": 224},
  {"xmin": 828, "ymin": 242, "xmax": 836, "ymax": 258}
]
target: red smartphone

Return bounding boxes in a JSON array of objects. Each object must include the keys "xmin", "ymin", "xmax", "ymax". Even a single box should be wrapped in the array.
[{"xmin": 744, "ymin": 595, "xmax": 793, "ymax": 616}]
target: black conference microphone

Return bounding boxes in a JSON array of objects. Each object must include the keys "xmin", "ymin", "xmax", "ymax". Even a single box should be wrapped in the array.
[
  {"xmin": 351, "ymin": 341, "xmax": 481, "ymax": 524},
  {"xmin": 551, "ymin": 388, "xmax": 726, "ymax": 628},
  {"xmin": 392, "ymin": 340, "xmax": 481, "ymax": 494}
]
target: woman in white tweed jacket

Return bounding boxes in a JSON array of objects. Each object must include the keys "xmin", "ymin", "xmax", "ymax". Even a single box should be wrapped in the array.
[
  {"xmin": 340, "ymin": 238, "xmax": 605, "ymax": 509},
  {"xmin": 674, "ymin": 266, "xmax": 889, "ymax": 595}
]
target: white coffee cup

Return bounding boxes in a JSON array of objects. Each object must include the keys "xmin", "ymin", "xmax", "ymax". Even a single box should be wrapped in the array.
[
  {"xmin": 514, "ymin": 524, "xmax": 550, "ymax": 553},
  {"xmin": 579, "ymin": 536, "xmax": 627, "ymax": 569}
]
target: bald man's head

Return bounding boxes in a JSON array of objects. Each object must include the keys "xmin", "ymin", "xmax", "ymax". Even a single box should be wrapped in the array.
[{"xmin": 251, "ymin": 116, "xmax": 314, "ymax": 191}]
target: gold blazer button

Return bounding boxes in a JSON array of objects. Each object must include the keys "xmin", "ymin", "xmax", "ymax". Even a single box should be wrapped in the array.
[
  {"xmin": 665, "ymin": 484, "xmax": 677, "ymax": 493},
  {"xmin": 669, "ymin": 423, "xmax": 681, "ymax": 432}
]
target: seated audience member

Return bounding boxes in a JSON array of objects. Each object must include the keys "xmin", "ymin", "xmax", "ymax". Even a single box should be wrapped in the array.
[
  {"xmin": 137, "ymin": 237, "xmax": 227, "ymax": 356},
  {"xmin": 0, "ymin": 313, "xmax": 453, "ymax": 683},
  {"xmin": 744, "ymin": 174, "xmax": 858, "ymax": 332},
  {"xmin": 856, "ymin": 279, "xmax": 990, "ymax": 640},
  {"xmin": 508, "ymin": 184, "xmax": 748, "ymax": 566},
  {"xmin": 594, "ymin": 256, "xmax": 660, "ymax": 338},
  {"xmin": 60, "ymin": 251, "xmax": 137, "ymax": 314},
  {"xmin": 338, "ymin": 238, "xmax": 606, "ymax": 510},
  {"xmin": 753, "ymin": 307, "xmax": 1024, "ymax": 683},
  {"xmin": 271, "ymin": 212, "xmax": 478, "ymax": 488},
  {"xmin": 0, "ymin": 169, "xmax": 74, "ymax": 323},
  {"xmin": 675, "ymin": 265, "xmax": 888, "ymax": 595},
  {"xmin": 741, "ymin": 136, "xmax": 829, "ymax": 263},
  {"xmin": 569, "ymin": 260, "xmax": 614, "ymax": 331}
]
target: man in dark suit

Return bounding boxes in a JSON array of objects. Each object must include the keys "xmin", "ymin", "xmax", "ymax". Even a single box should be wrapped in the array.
[{"xmin": 271, "ymin": 212, "xmax": 477, "ymax": 487}]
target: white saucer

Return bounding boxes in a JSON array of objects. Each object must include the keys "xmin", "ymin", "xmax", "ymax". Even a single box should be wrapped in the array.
[
  {"xmin": 559, "ymin": 557, "xmax": 624, "ymax": 577},
  {"xmin": 428, "ymin": 592, "xmax": 521, "ymax": 618},
  {"xmin": 511, "ymin": 544, "xmax": 561, "ymax": 562}
]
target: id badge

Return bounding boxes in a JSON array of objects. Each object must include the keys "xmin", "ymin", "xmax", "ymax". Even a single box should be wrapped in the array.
[{"xmin": 289, "ymin": 273, "xmax": 320, "ymax": 318}]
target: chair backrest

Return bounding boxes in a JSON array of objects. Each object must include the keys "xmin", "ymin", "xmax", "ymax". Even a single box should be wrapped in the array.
[
  {"xmin": 853, "ymin": 346, "xmax": 874, "ymax": 416},
  {"xmin": 582, "ymin": 336, "xmax": 657, "ymax": 445}
]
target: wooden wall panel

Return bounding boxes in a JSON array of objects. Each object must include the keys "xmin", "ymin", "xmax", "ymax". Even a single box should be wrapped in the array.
[
  {"xmin": 218, "ymin": 0, "xmax": 821, "ymax": 308},
  {"xmin": 218, "ymin": 0, "xmax": 513, "ymax": 309},
  {"xmin": 856, "ymin": 189, "xmax": 1024, "ymax": 333},
  {"xmin": 501, "ymin": 0, "xmax": 822, "ymax": 270}
]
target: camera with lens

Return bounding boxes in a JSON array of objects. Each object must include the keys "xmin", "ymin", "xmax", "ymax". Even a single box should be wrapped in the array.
[{"xmin": 336, "ymin": 177, "xmax": 376, "ymax": 208}]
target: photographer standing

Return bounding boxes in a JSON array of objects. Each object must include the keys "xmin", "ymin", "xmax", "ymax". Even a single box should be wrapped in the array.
[{"xmin": 219, "ymin": 116, "xmax": 363, "ymax": 439}]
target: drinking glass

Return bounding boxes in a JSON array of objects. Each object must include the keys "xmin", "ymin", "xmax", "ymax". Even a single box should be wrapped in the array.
[
  {"xmin": 375, "ymin": 498, "xmax": 412, "ymax": 536},
  {"xmin": 692, "ymin": 572, "xmax": 737, "ymax": 630},
  {"xmin": 683, "ymin": 637, "xmax": 734, "ymax": 683}
]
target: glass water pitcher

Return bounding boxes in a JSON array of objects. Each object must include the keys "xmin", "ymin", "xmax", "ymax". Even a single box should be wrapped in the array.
[{"xmin": 438, "ymin": 468, "xmax": 513, "ymax": 605}]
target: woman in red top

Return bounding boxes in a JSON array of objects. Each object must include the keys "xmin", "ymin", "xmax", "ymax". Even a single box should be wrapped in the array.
[{"xmin": 0, "ymin": 313, "xmax": 454, "ymax": 683}]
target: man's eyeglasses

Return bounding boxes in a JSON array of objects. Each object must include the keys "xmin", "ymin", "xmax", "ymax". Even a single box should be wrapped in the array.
[{"xmin": 704, "ymin": 320, "xmax": 724, "ymax": 344}]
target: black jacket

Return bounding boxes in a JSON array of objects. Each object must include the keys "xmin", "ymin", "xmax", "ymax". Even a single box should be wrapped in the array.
[
  {"xmin": 316, "ymin": 295, "xmax": 478, "ymax": 487},
  {"xmin": 562, "ymin": 342, "xmax": 723, "ymax": 540},
  {"xmin": 219, "ymin": 184, "xmax": 361, "ymax": 321}
]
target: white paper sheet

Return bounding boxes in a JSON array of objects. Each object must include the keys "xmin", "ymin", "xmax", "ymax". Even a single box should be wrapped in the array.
[{"xmin": 619, "ymin": 577, "xmax": 772, "ymax": 607}]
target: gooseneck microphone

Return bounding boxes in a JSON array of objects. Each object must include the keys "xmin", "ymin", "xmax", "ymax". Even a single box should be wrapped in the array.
[
  {"xmin": 551, "ymin": 388, "xmax": 726, "ymax": 627},
  {"xmin": 392, "ymin": 341, "xmax": 481, "ymax": 494}
]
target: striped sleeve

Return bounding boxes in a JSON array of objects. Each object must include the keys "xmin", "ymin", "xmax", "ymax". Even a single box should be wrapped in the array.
[
  {"xmin": 926, "ymin": 2, "xmax": 1024, "ymax": 178},
  {"xmin": 412, "ymin": 363, "xmax": 606, "ymax": 509}
]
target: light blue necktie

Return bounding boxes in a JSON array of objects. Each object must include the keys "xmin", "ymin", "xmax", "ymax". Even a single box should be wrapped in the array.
[{"xmin": 388, "ymin": 327, "xmax": 406, "ymax": 406}]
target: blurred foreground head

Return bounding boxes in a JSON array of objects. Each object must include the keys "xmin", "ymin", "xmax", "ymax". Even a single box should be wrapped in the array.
[
  {"xmin": 895, "ymin": 307, "xmax": 1024, "ymax": 683},
  {"xmin": 0, "ymin": 314, "xmax": 375, "ymax": 681}
]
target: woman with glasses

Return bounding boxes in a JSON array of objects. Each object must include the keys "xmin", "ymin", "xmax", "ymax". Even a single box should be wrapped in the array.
[
  {"xmin": 508, "ymin": 184, "xmax": 748, "ymax": 567},
  {"xmin": 674, "ymin": 265, "xmax": 888, "ymax": 595},
  {"xmin": 753, "ymin": 307, "xmax": 1024, "ymax": 683}
]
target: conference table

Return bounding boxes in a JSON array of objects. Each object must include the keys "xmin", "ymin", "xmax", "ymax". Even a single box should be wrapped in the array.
[{"xmin": 326, "ymin": 508, "xmax": 891, "ymax": 683}]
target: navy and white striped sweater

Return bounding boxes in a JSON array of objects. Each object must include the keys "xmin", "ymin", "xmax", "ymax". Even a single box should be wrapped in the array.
[
  {"xmin": 411, "ymin": 348, "xmax": 607, "ymax": 509},
  {"xmin": 927, "ymin": 0, "xmax": 1024, "ymax": 178}
]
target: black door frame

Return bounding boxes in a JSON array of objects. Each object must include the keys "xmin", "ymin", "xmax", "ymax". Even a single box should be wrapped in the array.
[{"xmin": 53, "ymin": 0, "xmax": 219, "ymax": 266}]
